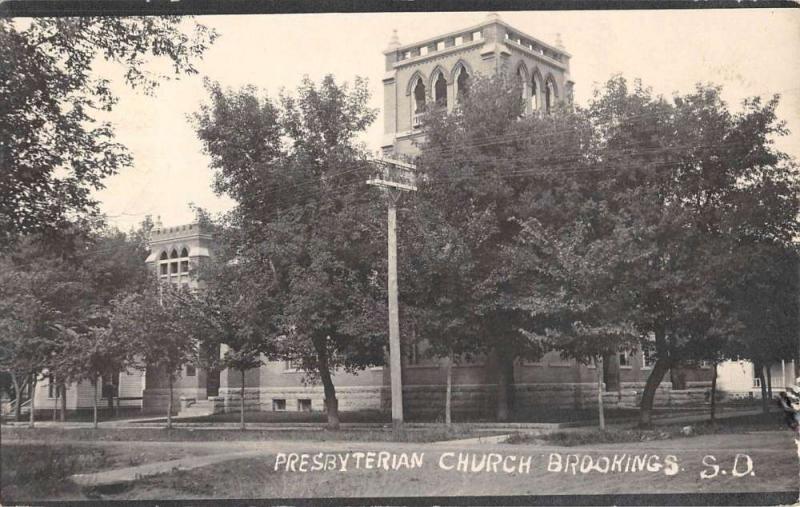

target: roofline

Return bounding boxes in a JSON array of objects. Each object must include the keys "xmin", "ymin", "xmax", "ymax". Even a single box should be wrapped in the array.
[{"xmin": 384, "ymin": 18, "xmax": 571, "ymax": 59}]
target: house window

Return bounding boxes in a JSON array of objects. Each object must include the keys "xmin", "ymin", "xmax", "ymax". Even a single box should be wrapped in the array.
[
  {"xmin": 47, "ymin": 376, "xmax": 57, "ymax": 398},
  {"xmin": 619, "ymin": 351, "xmax": 631, "ymax": 368},
  {"xmin": 433, "ymin": 72, "xmax": 447, "ymax": 109},
  {"xmin": 298, "ymin": 399, "xmax": 312, "ymax": 412},
  {"xmin": 273, "ymin": 399, "xmax": 286, "ymax": 411},
  {"xmin": 753, "ymin": 377, "xmax": 761, "ymax": 388},
  {"xmin": 186, "ymin": 365, "xmax": 196, "ymax": 376},
  {"xmin": 643, "ymin": 348, "xmax": 655, "ymax": 369}
]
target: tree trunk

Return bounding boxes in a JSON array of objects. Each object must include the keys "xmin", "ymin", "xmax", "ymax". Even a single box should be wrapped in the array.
[
  {"xmin": 755, "ymin": 361, "xmax": 768, "ymax": 414},
  {"xmin": 28, "ymin": 375, "xmax": 36, "ymax": 428},
  {"xmin": 638, "ymin": 358, "xmax": 671, "ymax": 428},
  {"xmin": 495, "ymin": 349, "xmax": 515, "ymax": 422},
  {"xmin": 167, "ymin": 375, "xmax": 174, "ymax": 429},
  {"xmin": 596, "ymin": 356, "xmax": 605, "ymax": 430},
  {"xmin": 603, "ymin": 352, "xmax": 621, "ymax": 392},
  {"xmin": 670, "ymin": 363, "xmax": 686, "ymax": 390},
  {"xmin": 710, "ymin": 361, "xmax": 718, "ymax": 423},
  {"xmin": 53, "ymin": 382, "xmax": 58, "ymax": 422},
  {"xmin": 240, "ymin": 369, "xmax": 246, "ymax": 431},
  {"xmin": 767, "ymin": 366, "xmax": 773, "ymax": 400},
  {"xmin": 60, "ymin": 384, "xmax": 66, "ymax": 422},
  {"xmin": 92, "ymin": 378, "xmax": 99, "ymax": 429},
  {"xmin": 314, "ymin": 336, "xmax": 340, "ymax": 430},
  {"xmin": 445, "ymin": 351, "xmax": 453, "ymax": 426},
  {"xmin": 11, "ymin": 372, "xmax": 21, "ymax": 422}
]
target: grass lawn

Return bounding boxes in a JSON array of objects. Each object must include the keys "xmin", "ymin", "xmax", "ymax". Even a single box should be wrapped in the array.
[
  {"xmin": 1, "ymin": 443, "xmax": 109, "ymax": 502},
  {"xmin": 507, "ymin": 411, "xmax": 789, "ymax": 446},
  {"xmin": 1, "ymin": 423, "xmax": 497, "ymax": 443},
  {"xmin": 170, "ymin": 407, "xmax": 649, "ymax": 425},
  {"xmin": 106, "ymin": 441, "xmax": 797, "ymax": 500}
]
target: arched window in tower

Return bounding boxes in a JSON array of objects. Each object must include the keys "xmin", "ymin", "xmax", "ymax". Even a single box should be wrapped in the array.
[
  {"xmin": 180, "ymin": 248, "xmax": 190, "ymax": 273},
  {"xmin": 170, "ymin": 248, "xmax": 179, "ymax": 274},
  {"xmin": 531, "ymin": 75, "xmax": 539, "ymax": 111},
  {"xmin": 413, "ymin": 78, "xmax": 426, "ymax": 114},
  {"xmin": 159, "ymin": 251, "xmax": 168, "ymax": 276},
  {"xmin": 433, "ymin": 72, "xmax": 447, "ymax": 109},
  {"xmin": 455, "ymin": 66, "xmax": 470, "ymax": 103},
  {"xmin": 516, "ymin": 67, "xmax": 527, "ymax": 108},
  {"xmin": 545, "ymin": 78, "xmax": 557, "ymax": 115},
  {"xmin": 412, "ymin": 77, "xmax": 426, "ymax": 129}
]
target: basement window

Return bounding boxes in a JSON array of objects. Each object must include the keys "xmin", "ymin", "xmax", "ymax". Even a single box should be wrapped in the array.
[{"xmin": 273, "ymin": 399, "xmax": 286, "ymax": 411}]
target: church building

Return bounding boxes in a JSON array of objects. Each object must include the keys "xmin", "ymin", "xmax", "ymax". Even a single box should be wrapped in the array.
[{"xmin": 140, "ymin": 14, "xmax": 713, "ymax": 419}]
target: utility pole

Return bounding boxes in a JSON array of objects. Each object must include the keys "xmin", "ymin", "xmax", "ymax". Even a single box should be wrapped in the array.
[{"xmin": 367, "ymin": 154, "xmax": 416, "ymax": 435}]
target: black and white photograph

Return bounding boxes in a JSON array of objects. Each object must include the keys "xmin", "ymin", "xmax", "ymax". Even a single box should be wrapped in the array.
[{"xmin": 1, "ymin": 4, "xmax": 800, "ymax": 505}]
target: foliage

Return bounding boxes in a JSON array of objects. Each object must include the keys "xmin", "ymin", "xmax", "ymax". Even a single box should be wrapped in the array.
[
  {"xmin": 0, "ymin": 17, "xmax": 217, "ymax": 246},
  {"xmin": 408, "ymin": 74, "xmax": 599, "ymax": 419},
  {"xmin": 111, "ymin": 282, "xmax": 197, "ymax": 383},
  {"xmin": 193, "ymin": 75, "xmax": 387, "ymax": 428}
]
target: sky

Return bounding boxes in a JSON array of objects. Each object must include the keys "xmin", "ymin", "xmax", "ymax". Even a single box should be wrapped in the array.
[{"xmin": 92, "ymin": 9, "xmax": 800, "ymax": 232}]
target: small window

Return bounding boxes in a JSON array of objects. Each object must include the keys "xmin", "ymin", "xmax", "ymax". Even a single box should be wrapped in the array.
[
  {"xmin": 186, "ymin": 365, "xmax": 196, "ymax": 377},
  {"xmin": 160, "ymin": 263, "xmax": 168, "ymax": 275},
  {"xmin": 273, "ymin": 399, "xmax": 286, "ymax": 411},
  {"xmin": 180, "ymin": 260, "xmax": 189, "ymax": 273},
  {"xmin": 159, "ymin": 251, "xmax": 168, "ymax": 261},
  {"xmin": 753, "ymin": 377, "xmax": 761, "ymax": 388},
  {"xmin": 420, "ymin": 46, "xmax": 428, "ymax": 56},
  {"xmin": 472, "ymin": 31, "xmax": 482, "ymax": 40},
  {"xmin": 298, "ymin": 399, "xmax": 312, "ymax": 412},
  {"xmin": 180, "ymin": 247, "xmax": 189, "ymax": 258},
  {"xmin": 619, "ymin": 351, "xmax": 631, "ymax": 368},
  {"xmin": 436, "ymin": 40, "xmax": 445, "ymax": 51},
  {"xmin": 170, "ymin": 249, "xmax": 179, "ymax": 259},
  {"xmin": 454, "ymin": 35, "xmax": 463, "ymax": 45},
  {"xmin": 48, "ymin": 376, "xmax": 56, "ymax": 398},
  {"xmin": 170, "ymin": 261, "xmax": 178, "ymax": 274}
]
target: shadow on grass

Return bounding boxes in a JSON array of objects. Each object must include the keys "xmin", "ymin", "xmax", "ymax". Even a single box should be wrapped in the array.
[{"xmin": 0, "ymin": 444, "xmax": 110, "ymax": 502}]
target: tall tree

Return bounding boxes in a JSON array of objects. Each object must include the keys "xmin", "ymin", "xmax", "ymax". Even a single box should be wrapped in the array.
[
  {"xmin": 585, "ymin": 78, "xmax": 800, "ymax": 427},
  {"xmin": 194, "ymin": 76, "xmax": 387, "ymax": 429},
  {"xmin": 410, "ymin": 74, "xmax": 592, "ymax": 421},
  {"xmin": 0, "ymin": 17, "xmax": 216, "ymax": 246},
  {"xmin": 187, "ymin": 220, "xmax": 280, "ymax": 431},
  {"xmin": 111, "ymin": 282, "xmax": 197, "ymax": 429}
]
